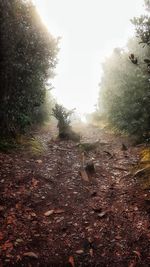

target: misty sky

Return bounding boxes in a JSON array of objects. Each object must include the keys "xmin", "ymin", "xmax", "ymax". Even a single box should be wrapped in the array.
[{"xmin": 34, "ymin": 0, "xmax": 144, "ymax": 115}]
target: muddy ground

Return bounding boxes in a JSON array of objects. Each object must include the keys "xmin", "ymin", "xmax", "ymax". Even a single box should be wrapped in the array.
[{"xmin": 0, "ymin": 125, "xmax": 150, "ymax": 267}]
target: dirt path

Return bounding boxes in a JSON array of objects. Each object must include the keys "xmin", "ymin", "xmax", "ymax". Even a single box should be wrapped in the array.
[{"xmin": 0, "ymin": 125, "xmax": 150, "ymax": 267}]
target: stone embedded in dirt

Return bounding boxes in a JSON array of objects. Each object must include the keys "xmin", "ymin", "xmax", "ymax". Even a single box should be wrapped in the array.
[
  {"xmin": 23, "ymin": 252, "xmax": 38, "ymax": 259},
  {"xmin": 44, "ymin": 210, "xmax": 54, "ymax": 216}
]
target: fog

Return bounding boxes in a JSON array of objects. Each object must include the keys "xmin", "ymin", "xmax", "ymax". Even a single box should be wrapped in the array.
[{"xmin": 35, "ymin": 0, "xmax": 144, "ymax": 116}]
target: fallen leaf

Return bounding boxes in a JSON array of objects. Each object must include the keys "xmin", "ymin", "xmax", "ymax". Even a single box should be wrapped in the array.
[
  {"xmin": 75, "ymin": 250, "xmax": 84, "ymax": 254},
  {"xmin": 35, "ymin": 160, "xmax": 43, "ymax": 164},
  {"xmin": 97, "ymin": 211, "xmax": 107, "ymax": 218},
  {"xmin": 16, "ymin": 255, "xmax": 22, "ymax": 262},
  {"xmin": 31, "ymin": 212, "xmax": 37, "ymax": 217},
  {"xmin": 6, "ymin": 215, "xmax": 16, "ymax": 225},
  {"xmin": 2, "ymin": 241, "xmax": 13, "ymax": 251},
  {"xmin": 115, "ymin": 235, "xmax": 122, "ymax": 240},
  {"xmin": 23, "ymin": 252, "xmax": 38, "ymax": 259},
  {"xmin": 0, "ymin": 206, "xmax": 5, "ymax": 212},
  {"xmin": 15, "ymin": 239, "xmax": 23, "ymax": 245},
  {"xmin": 54, "ymin": 209, "xmax": 65, "ymax": 214},
  {"xmin": 68, "ymin": 256, "xmax": 75, "ymax": 267},
  {"xmin": 133, "ymin": 250, "xmax": 141, "ymax": 259},
  {"xmin": 128, "ymin": 261, "xmax": 136, "ymax": 267},
  {"xmin": 32, "ymin": 178, "xmax": 38, "ymax": 187},
  {"xmin": 44, "ymin": 210, "xmax": 54, "ymax": 216},
  {"xmin": 89, "ymin": 248, "xmax": 94, "ymax": 257},
  {"xmin": 15, "ymin": 203, "xmax": 21, "ymax": 209}
]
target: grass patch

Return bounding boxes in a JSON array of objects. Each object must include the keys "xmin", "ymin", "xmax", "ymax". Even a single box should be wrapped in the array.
[
  {"xmin": 16, "ymin": 135, "xmax": 45, "ymax": 156},
  {"xmin": 134, "ymin": 148, "xmax": 150, "ymax": 190}
]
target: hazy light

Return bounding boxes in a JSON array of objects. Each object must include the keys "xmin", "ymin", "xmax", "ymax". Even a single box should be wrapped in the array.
[{"xmin": 34, "ymin": 0, "xmax": 144, "ymax": 115}]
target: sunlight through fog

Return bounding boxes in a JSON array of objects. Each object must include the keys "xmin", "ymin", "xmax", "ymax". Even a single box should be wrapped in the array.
[{"xmin": 34, "ymin": 0, "xmax": 144, "ymax": 115}]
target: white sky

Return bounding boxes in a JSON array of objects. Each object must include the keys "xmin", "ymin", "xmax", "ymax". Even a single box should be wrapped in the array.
[{"xmin": 34, "ymin": 0, "xmax": 144, "ymax": 115}]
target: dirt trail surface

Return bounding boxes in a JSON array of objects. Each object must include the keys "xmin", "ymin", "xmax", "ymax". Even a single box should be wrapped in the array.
[{"xmin": 0, "ymin": 125, "xmax": 150, "ymax": 267}]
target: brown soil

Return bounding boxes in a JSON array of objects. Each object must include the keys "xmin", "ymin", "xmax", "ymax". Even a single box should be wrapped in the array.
[{"xmin": 0, "ymin": 125, "xmax": 150, "ymax": 267}]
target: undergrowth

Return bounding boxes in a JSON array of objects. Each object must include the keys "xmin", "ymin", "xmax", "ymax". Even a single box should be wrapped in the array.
[{"xmin": 0, "ymin": 135, "xmax": 44, "ymax": 156}]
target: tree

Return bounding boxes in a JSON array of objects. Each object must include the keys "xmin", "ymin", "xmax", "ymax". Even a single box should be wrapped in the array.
[
  {"xmin": 98, "ymin": 37, "xmax": 150, "ymax": 140},
  {"xmin": 0, "ymin": 0, "xmax": 59, "ymax": 135},
  {"xmin": 131, "ymin": 0, "xmax": 150, "ymax": 46}
]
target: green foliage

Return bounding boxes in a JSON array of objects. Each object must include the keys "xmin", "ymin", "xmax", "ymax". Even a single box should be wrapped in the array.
[
  {"xmin": 52, "ymin": 104, "xmax": 80, "ymax": 141},
  {"xmin": 0, "ymin": 0, "xmax": 59, "ymax": 136},
  {"xmin": 98, "ymin": 38, "xmax": 150, "ymax": 141},
  {"xmin": 97, "ymin": 1, "xmax": 150, "ymax": 141},
  {"xmin": 52, "ymin": 104, "xmax": 74, "ymax": 137},
  {"xmin": 32, "ymin": 90, "xmax": 56, "ymax": 125},
  {"xmin": 0, "ymin": 139, "xmax": 18, "ymax": 152},
  {"xmin": 131, "ymin": 0, "xmax": 150, "ymax": 46}
]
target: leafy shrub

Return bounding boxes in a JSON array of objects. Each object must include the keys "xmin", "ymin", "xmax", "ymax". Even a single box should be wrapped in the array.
[{"xmin": 52, "ymin": 104, "xmax": 80, "ymax": 141}]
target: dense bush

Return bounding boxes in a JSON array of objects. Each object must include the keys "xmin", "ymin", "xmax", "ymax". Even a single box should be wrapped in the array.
[
  {"xmin": 98, "ymin": 39, "xmax": 150, "ymax": 140},
  {"xmin": 0, "ymin": 0, "xmax": 59, "ymax": 136}
]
